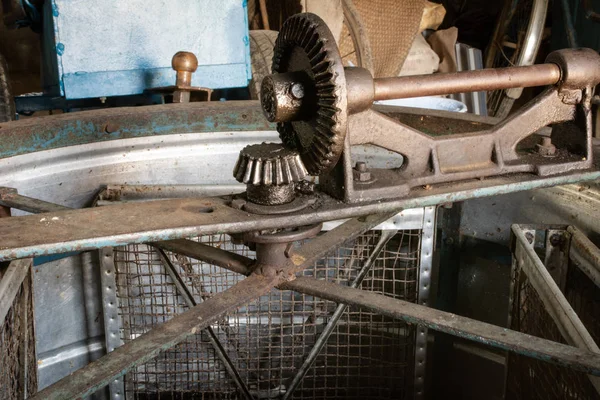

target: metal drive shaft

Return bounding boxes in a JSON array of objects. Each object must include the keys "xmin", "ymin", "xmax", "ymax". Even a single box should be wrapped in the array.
[
  {"xmin": 372, "ymin": 63, "xmax": 561, "ymax": 101},
  {"xmin": 261, "ymin": 48, "xmax": 600, "ymax": 123}
]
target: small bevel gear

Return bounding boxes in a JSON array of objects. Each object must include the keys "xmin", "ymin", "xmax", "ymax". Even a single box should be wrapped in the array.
[
  {"xmin": 263, "ymin": 13, "xmax": 348, "ymax": 176},
  {"xmin": 233, "ymin": 143, "xmax": 308, "ymax": 205}
]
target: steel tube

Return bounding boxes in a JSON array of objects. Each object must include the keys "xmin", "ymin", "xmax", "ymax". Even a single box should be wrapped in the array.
[
  {"xmin": 0, "ymin": 189, "xmax": 70, "ymax": 214},
  {"xmin": 282, "ymin": 277, "xmax": 600, "ymax": 376},
  {"xmin": 567, "ymin": 226, "xmax": 600, "ymax": 288},
  {"xmin": 373, "ymin": 63, "xmax": 561, "ymax": 101},
  {"xmin": 153, "ymin": 239, "xmax": 253, "ymax": 275}
]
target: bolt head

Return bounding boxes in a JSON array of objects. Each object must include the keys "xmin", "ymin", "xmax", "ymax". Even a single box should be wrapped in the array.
[
  {"xmin": 355, "ymin": 161, "xmax": 368, "ymax": 172},
  {"xmin": 291, "ymin": 82, "xmax": 304, "ymax": 99},
  {"xmin": 261, "ymin": 73, "xmax": 305, "ymax": 123},
  {"xmin": 549, "ymin": 233, "xmax": 563, "ymax": 246},
  {"xmin": 525, "ymin": 232, "xmax": 535, "ymax": 244}
]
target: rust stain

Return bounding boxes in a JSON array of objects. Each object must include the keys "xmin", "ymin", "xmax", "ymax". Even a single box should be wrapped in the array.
[{"xmin": 291, "ymin": 253, "xmax": 306, "ymax": 266}]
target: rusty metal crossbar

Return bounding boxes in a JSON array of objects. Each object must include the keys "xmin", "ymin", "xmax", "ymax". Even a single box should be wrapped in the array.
[
  {"xmin": 130, "ymin": 237, "xmax": 600, "ymax": 377},
  {"xmin": 281, "ymin": 278, "xmax": 600, "ymax": 376},
  {"xmin": 1, "ymin": 165, "xmax": 600, "ymax": 262}
]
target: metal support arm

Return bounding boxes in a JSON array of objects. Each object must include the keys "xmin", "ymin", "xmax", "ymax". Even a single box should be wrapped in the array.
[
  {"xmin": 31, "ymin": 212, "xmax": 396, "ymax": 400},
  {"xmin": 280, "ymin": 277, "xmax": 600, "ymax": 376}
]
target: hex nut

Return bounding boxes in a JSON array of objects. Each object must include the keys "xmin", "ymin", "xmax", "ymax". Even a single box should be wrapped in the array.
[{"xmin": 352, "ymin": 169, "xmax": 372, "ymax": 182}]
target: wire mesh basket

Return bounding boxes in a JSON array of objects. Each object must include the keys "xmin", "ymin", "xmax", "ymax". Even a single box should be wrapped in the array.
[
  {"xmin": 506, "ymin": 225, "xmax": 600, "ymax": 400},
  {"xmin": 112, "ymin": 228, "xmax": 425, "ymax": 399},
  {"xmin": 0, "ymin": 266, "xmax": 37, "ymax": 399}
]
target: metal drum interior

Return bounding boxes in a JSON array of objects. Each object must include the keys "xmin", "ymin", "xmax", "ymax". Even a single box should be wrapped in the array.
[{"xmin": 0, "ymin": 123, "xmax": 433, "ymax": 399}]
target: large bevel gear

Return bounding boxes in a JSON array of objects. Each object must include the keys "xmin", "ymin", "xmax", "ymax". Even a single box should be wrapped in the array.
[{"xmin": 268, "ymin": 13, "xmax": 348, "ymax": 175}]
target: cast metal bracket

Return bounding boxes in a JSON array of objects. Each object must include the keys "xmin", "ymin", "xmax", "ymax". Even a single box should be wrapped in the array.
[
  {"xmin": 260, "ymin": 13, "xmax": 600, "ymax": 204},
  {"xmin": 326, "ymin": 83, "xmax": 594, "ymax": 202}
]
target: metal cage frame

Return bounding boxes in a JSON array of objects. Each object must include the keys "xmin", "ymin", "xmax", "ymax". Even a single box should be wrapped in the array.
[
  {"xmin": 0, "ymin": 187, "xmax": 598, "ymax": 399},
  {"xmin": 97, "ymin": 186, "xmax": 437, "ymax": 399},
  {"xmin": 507, "ymin": 224, "xmax": 600, "ymax": 399}
]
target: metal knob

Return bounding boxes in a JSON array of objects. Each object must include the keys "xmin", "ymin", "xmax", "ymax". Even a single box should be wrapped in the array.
[{"xmin": 171, "ymin": 51, "xmax": 198, "ymax": 102}]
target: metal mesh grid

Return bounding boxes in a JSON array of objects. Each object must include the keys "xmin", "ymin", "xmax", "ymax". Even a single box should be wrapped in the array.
[
  {"xmin": 114, "ymin": 229, "xmax": 421, "ymax": 399},
  {"xmin": 505, "ymin": 262, "xmax": 600, "ymax": 400},
  {"xmin": 0, "ymin": 268, "xmax": 38, "ymax": 399}
]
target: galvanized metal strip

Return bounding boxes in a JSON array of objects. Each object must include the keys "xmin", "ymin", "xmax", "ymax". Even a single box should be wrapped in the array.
[
  {"xmin": 0, "ymin": 259, "xmax": 32, "ymax": 323},
  {"xmin": 18, "ymin": 270, "xmax": 30, "ymax": 400},
  {"xmin": 281, "ymin": 276, "xmax": 600, "ymax": 376},
  {"xmin": 155, "ymin": 248, "xmax": 253, "ymax": 400},
  {"xmin": 414, "ymin": 206, "xmax": 436, "ymax": 400},
  {"xmin": 31, "ymin": 212, "xmax": 395, "ymax": 399},
  {"xmin": 99, "ymin": 248, "xmax": 125, "ymax": 400},
  {"xmin": 1, "ymin": 168, "xmax": 600, "ymax": 262},
  {"xmin": 321, "ymin": 208, "xmax": 425, "ymax": 231},
  {"xmin": 568, "ymin": 226, "xmax": 600, "ymax": 288}
]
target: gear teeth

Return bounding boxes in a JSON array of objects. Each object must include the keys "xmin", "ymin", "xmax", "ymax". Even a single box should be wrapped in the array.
[
  {"xmin": 272, "ymin": 13, "xmax": 348, "ymax": 175},
  {"xmin": 233, "ymin": 143, "xmax": 308, "ymax": 185}
]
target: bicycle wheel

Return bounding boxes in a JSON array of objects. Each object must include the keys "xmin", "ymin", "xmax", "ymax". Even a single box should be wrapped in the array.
[
  {"xmin": 338, "ymin": 0, "xmax": 374, "ymax": 74},
  {"xmin": 248, "ymin": 1, "xmax": 374, "ymax": 99},
  {"xmin": 485, "ymin": 0, "xmax": 548, "ymax": 118},
  {"xmin": 248, "ymin": 30, "xmax": 279, "ymax": 100}
]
